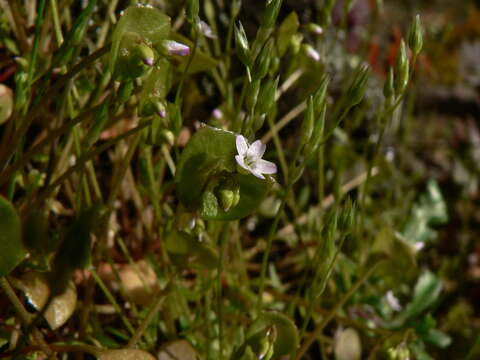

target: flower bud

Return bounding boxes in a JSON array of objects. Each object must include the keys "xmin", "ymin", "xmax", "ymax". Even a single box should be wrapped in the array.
[
  {"xmin": 300, "ymin": 96, "xmax": 315, "ymax": 146},
  {"xmin": 252, "ymin": 38, "xmax": 274, "ymax": 80},
  {"xmin": 234, "ymin": 21, "xmax": 251, "ymax": 67},
  {"xmin": 394, "ymin": 40, "xmax": 409, "ymax": 95},
  {"xmin": 346, "ymin": 64, "xmax": 369, "ymax": 107},
  {"xmin": 198, "ymin": 20, "xmax": 216, "ymax": 39},
  {"xmin": 306, "ymin": 23, "xmax": 323, "ymax": 36},
  {"xmin": 162, "ymin": 40, "xmax": 190, "ymax": 57},
  {"xmin": 319, "ymin": 0, "xmax": 335, "ymax": 26},
  {"xmin": 262, "ymin": 0, "xmax": 283, "ymax": 29},
  {"xmin": 383, "ymin": 67, "xmax": 395, "ymax": 101},
  {"xmin": 313, "ymin": 74, "xmax": 329, "ymax": 115},
  {"xmin": 304, "ymin": 44, "xmax": 320, "ymax": 62},
  {"xmin": 290, "ymin": 33, "xmax": 304, "ymax": 55},
  {"xmin": 158, "ymin": 128, "xmax": 175, "ymax": 146},
  {"xmin": 231, "ymin": 0, "xmax": 242, "ymax": 18},
  {"xmin": 246, "ymin": 79, "xmax": 261, "ymax": 113},
  {"xmin": 408, "ymin": 14, "xmax": 424, "ymax": 56},
  {"xmin": 256, "ymin": 77, "xmax": 279, "ymax": 115},
  {"xmin": 215, "ymin": 178, "xmax": 240, "ymax": 212},
  {"xmin": 113, "ymin": 35, "xmax": 155, "ymax": 80},
  {"xmin": 307, "ymin": 101, "xmax": 326, "ymax": 157}
]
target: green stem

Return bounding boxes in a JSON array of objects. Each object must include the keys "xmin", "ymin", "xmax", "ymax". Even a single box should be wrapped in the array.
[
  {"xmin": 90, "ymin": 269, "xmax": 135, "ymax": 335},
  {"xmin": 127, "ymin": 284, "xmax": 170, "ymax": 348},
  {"xmin": 295, "ymin": 260, "xmax": 383, "ymax": 359}
]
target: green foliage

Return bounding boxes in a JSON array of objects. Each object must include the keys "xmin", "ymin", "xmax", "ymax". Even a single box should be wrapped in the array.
[
  {"xmin": 0, "ymin": 1, "xmax": 474, "ymax": 359},
  {"xmin": 0, "ymin": 196, "xmax": 24, "ymax": 276}
]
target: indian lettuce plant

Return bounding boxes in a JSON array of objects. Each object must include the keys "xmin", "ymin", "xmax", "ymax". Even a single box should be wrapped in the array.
[{"xmin": 0, "ymin": 0, "xmax": 455, "ymax": 359}]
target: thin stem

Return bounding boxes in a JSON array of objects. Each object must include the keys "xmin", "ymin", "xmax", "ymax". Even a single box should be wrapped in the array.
[
  {"xmin": 90, "ymin": 269, "xmax": 136, "ymax": 335},
  {"xmin": 127, "ymin": 284, "xmax": 170, "ymax": 348},
  {"xmin": 295, "ymin": 260, "xmax": 383, "ymax": 359}
]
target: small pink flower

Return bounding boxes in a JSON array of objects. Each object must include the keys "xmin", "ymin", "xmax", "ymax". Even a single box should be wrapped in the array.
[{"xmin": 235, "ymin": 135, "xmax": 277, "ymax": 180}]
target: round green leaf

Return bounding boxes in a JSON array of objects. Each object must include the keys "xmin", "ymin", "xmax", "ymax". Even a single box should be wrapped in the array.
[
  {"xmin": 166, "ymin": 231, "xmax": 218, "ymax": 270},
  {"xmin": 17, "ymin": 271, "xmax": 77, "ymax": 330},
  {"xmin": 176, "ymin": 126, "xmax": 272, "ymax": 220},
  {"xmin": 110, "ymin": 5, "xmax": 171, "ymax": 76},
  {"xmin": 245, "ymin": 311, "xmax": 299, "ymax": 358},
  {"xmin": 0, "ymin": 196, "xmax": 25, "ymax": 276}
]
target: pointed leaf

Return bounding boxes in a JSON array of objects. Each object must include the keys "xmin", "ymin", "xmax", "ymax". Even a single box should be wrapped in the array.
[{"xmin": 0, "ymin": 196, "xmax": 24, "ymax": 276}]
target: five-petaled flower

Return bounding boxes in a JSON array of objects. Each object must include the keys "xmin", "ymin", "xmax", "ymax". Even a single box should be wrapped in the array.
[{"xmin": 235, "ymin": 135, "xmax": 277, "ymax": 179}]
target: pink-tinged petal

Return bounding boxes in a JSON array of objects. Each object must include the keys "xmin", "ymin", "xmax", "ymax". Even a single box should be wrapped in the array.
[
  {"xmin": 236, "ymin": 135, "xmax": 248, "ymax": 156},
  {"xmin": 251, "ymin": 170, "xmax": 265, "ymax": 179},
  {"xmin": 247, "ymin": 140, "xmax": 266, "ymax": 158},
  {"xmin": 256, "ymin": 159, "xmax": 277, "ymax": 174},
  {"xmin": 235, "ymin": 155, "xmax": 250, "ymax": 171}
]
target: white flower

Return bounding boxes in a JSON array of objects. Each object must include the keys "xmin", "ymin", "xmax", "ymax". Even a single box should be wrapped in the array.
[
  {"xmin": 235, "ymin": 135, "xmax": 277, "ymax": 179},
  {"xmin": 164, "ymin": 40, "xmax": 190, "ymax": 56}
]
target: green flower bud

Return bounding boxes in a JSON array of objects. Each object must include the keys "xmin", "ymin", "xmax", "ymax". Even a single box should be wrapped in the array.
[
  {"xmin": 290, "ymin": 33, "xmax": 304, "ymax": 55},
  {"xmin": 300, "ymin": 96, "xmax": 315, "ymax": 146},
  {"xmin": 346, "ymin": 64, "xmax": 369, "ymax": 107},
  {"xmin": 394, "ymin": 40, "xmax": 409, "ymax": 95},
  {"xmin": 306, "ymin": 23, "xmax": 323, "ymax": 36},
  {"xmin": 231, "ymin": 0, "xmax": 242, "ymax": 18},
  {"xmin": 158, "ymin": 128, "xmax": 175, "ymax": 146},
  {"xmin": 234, "ymin": 21, "xmax": 251, "ymax": 67},
  {"xmin": 319, "ymin": 0, "xmax": 336, "ymax": 26},
  {"xmin": 252, "ymin": 38, "xmax": 274, "ymax": 80},
  {"xmin": 383, "ymin": 67, "xmax": 395, "ymax": 101},
  {"xmin": 215, "ymin": 178, "xmax": 240, "ymax": 212},
  {"xmin": 256, "ymin": 77, "xmax": 279, "ymax": 115},
  {"xmin": 313, "ymin": 74, "xmax": 329, "ymax": 116},
  {"xmin": 307, "ymin": 101, "xmax": 326, "ymax": 157},
  {"xmin": 408, "ymin": 14, "xmax": 424, "ymax": 56},
  {"xmin": 114, "ymin": 35, "xmax": 155, "ymax": 80},
  {"xmin": 262, "ymin": 0, "xmax": 283, "ymax": 29},
  {"xmin": 246, "ymin": 79, "xmax": 261, "ymax": 113}
]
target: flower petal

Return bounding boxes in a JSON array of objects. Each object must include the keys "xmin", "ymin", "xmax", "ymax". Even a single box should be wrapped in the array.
[
  {"xmin": 256, "ymin": 159, "xmax": 277, "ymax": 174},
  {"xmin": 251, "ymin": 170, "xmax": 265, "ymax": 179},
  {"xmin": 235, "ymin": 155, "xmax": 250, "ymax": 172},
  {"xmin": 236, "ymin": 135, "xmax": 248, "ymax": 156},
  {"xmin": 247, "ymin": 140, "xmax": 266, "ymax": 159}
]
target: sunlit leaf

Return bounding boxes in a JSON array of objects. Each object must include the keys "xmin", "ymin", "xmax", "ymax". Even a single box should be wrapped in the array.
[
  {"xmin": 402, "ymin": 180, "xmax": 448, "ymax": 247},
  {"xmin": 389, "ymin": 271, "xmax": 442, "ymax": 328},
  {"xmin": 98, "ymin": 349, "xmax": 156, "ymax": 360},
  {"xmin": 0, "ymin": 84, "xmax": 13, "ymax": 124},
  {"xmin": 276, "ymin": 12, "xmax": 299, "ymax": 56},
  {"xmin": 334, "ymin": 328, "xmax": 362, "ymax": 360},
  {"xmin": 119, "ymin": 260, "xmax": 159, "ymax": 306},
  {"xmin": 157, "ymin": 340, "xmax": 198, "ymax": 360},
  {"xmin": 17, "ymin": 271, "xmax": 77, "ymax": 330},
  {"xmin": 0, "ymin": 196, "xmax": 25, "ymax": 276}
]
